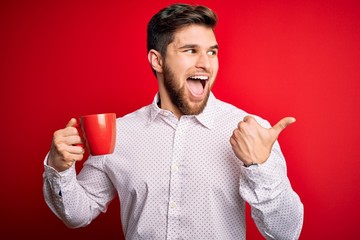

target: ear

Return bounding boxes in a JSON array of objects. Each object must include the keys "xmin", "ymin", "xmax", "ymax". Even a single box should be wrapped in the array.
[{"xmin": 148, "ymin": 49, "xmax": 163, "ymax": 73}]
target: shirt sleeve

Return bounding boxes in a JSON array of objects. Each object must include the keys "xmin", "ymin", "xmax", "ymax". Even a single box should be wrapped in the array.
[
  {"xmin": 42, "ymin": 153, "xmax": 116, "ymax": 228},
  {"xmin": 239, "ymin": 140, "xmax": 304, "ymax": 240}
]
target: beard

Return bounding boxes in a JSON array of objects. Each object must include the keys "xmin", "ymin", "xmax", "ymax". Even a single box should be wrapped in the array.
[{"xmin": 163, "ymin": 63, "xmax": 211, "ymax": 116}]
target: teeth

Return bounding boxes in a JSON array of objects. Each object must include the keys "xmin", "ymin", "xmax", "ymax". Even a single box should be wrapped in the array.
[{"xmin": 189, "ymin": 75, "xmax": 209, "ymax": 80}]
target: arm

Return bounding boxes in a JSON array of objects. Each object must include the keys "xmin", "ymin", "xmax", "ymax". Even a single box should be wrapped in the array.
[
  {"xmin": 230, "ymin": 116, "xmax": 304, "ymax": 239},
  {"xmin": 43, "ymin": 119, "xmax": 115, "ymax": 228},
  {"xmin": 239, "ymin": 141, "xmax": 303, "ymax": 239}
]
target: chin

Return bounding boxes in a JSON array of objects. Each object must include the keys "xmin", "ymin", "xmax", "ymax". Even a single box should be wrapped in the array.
[{"xmin": 181, "ymin": 93, "xmax": 210, "ymax": 116}]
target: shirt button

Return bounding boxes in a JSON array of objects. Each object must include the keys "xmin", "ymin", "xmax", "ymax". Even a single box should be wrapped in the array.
[
  {"xmin": 171, "ymin": 164, "xmax": 179, "ymax": 173},
  {"xmin": 161, "ymin": 110, "xmax": 170, "ymax": 116},
  {"xmin": 170, "ymin": 201, "xmax": 177, "ymax": 209}
]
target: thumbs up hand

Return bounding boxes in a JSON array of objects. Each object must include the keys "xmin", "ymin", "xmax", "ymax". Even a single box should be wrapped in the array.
[{"xmin": 230, "ymin": 116, "xmax": 295, "ymax": 166}]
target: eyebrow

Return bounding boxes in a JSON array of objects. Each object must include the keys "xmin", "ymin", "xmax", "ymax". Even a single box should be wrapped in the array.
[{"xmin": 178, "ymin": 44, "xmax": 219, "ymax": 50}]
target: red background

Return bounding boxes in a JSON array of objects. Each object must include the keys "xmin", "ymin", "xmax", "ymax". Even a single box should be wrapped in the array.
[{"xmin": 1, "ymin": 0, "xmax": 360, "ymax": 239}]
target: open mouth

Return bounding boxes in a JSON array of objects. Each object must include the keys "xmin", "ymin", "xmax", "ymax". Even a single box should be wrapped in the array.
[{"xmin": 187, "ymin": 75, "xmax": 209, "ymax": 96}]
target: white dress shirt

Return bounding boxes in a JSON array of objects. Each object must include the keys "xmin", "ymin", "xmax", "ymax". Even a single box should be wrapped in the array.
[{"xmin": 43, "ymin": 92, "xmax": 303, "ymax": 239}]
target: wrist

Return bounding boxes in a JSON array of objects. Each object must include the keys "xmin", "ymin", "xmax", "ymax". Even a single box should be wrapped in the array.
[{"xmin": 243, "ymin": 162, "xmax": 258, "ymax": 168}]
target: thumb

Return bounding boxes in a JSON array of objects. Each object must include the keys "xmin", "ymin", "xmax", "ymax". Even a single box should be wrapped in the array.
[
  {"xmin": 66, "ymin": 118, "xmax": 78, "ymax": 128},
  {"xmin": 271, "ymin": 117, "xmax": 296, "ymax": 136}
]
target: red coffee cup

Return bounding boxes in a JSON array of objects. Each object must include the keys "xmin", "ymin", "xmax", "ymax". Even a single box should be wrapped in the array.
[{"xmin": 76, "ymin": 113, "xmax": 116, "ymax": 156}]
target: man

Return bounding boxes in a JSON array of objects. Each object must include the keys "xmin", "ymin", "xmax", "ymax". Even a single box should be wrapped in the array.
[{"xmin": 43, "ymin": 3, "xmax": 303, "ymax": 239}]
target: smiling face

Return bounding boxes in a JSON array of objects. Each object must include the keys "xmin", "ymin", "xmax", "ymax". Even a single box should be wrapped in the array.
[{"xmin": 153, "ymin": 24, "xmax": 219, "ymax": 117}]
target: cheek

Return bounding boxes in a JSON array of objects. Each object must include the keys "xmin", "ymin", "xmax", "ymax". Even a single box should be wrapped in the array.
[
  {"xmin": 209, "ymin": 57, "xmax": 219, "ymax": 70},
  {"xmin": 211, "ymin": 61, "xmax": 219, "ymax": 78},
  {"xmin": 212, "ymin": 59, "xmax": 219, "ymax": 70},
  {"xmin": 168, "ymin": 59, "xmax": 191, "ymax": 77}
]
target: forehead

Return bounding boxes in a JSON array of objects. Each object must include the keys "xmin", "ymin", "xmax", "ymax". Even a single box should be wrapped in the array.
[{"xmin": 171, "ymin": 24, "xmax": 217, "ymax": 47}]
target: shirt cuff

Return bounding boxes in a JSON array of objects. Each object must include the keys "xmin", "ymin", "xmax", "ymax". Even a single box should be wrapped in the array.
[
  {"xmin": 43, "ymin": 152, "xmax": 76, "ymax": 179},
  {"xmin": 43, "ymin": 152, "xmax": 78, "ymax": 200},
  {"xmin": 239, "ymin": 147, "xmax": 290, "ymax": 203}
]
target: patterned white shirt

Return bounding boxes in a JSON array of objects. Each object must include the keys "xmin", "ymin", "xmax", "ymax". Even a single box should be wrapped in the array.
[{"xmin": 43, "ymin": 92, "xmax": 303, "ymax": 239}]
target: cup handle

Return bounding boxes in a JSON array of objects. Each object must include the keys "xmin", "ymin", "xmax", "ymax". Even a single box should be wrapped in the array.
[{"xmin": 73, "ymin": 122, "xmax": 85, "ymax": 149}]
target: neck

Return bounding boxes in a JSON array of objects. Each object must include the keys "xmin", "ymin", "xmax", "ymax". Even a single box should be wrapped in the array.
[{"xmin": 158, "ymin": 89, "xmax": 182, "ymax": 119}]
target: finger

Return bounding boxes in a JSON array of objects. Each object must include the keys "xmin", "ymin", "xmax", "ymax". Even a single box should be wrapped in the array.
[
  {"xmin": 66, "ymin": 118, "xmax": 83, "ymax": 140},
  {"xmin": 67, "ymin": 145, "xmax": 85, "ymax": 155},
  {"xmin": 53, "ymin": 127, "xmax": 79, "ymax": 140},
  {"xmin": 237, "ymin": 121, "xmax": 246, "ymax": 130},
  {"xmin": 229, "ymin": 135, "xmax": 237, "ymax": 147},
  {"xmin": 66, "ymin": 118, "xmax": 77, "ymax": 128},
  {"xmin": 63, "ymin": 135, "xmax": 83, "ymax": 145},
  {"xmin": 243, "ymin": 115, "xmax": 255, "ymax": 123},
  {"xmin": 231, "ymin": 128, "xmax": 241, "ymax": 141},
  {"xmin": 59, "ymin": 146, "xmax": 84, "ymax": 161},
  {"xmin": 229, "ymin": 133, "xmax": 241, "ymax": 153},
  {"xmin": 62, "ymin": 152, "xmax": 83, "ymax": 162},
  {"xmin": 54, "ymin": 136, "xmax": 83, "ymax": 155},
  {"xmin": 272, "ymin": 117, "xmax": 296, "ymax": 136}
]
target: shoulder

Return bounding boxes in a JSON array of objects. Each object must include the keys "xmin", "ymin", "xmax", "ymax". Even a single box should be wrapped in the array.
[
  {"xmin": 213, "ymin": 98, "xmax": 271, "ymax": 128},
  {"xmin": 116, "ymin": 104, "xmax": 152, "ymax": 128}
]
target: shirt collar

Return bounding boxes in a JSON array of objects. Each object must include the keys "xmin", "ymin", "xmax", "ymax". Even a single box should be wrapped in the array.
[
  {"xmin": 149, "ymin": 93, "xmax": 161, "ymax": 123},
  {"xmin": 148, "ymin": 92, "xmax": 217, "ymax": 129},
  {"xmin": 194, "ymin": 92, "xmax": 216, "ymax": 129}
]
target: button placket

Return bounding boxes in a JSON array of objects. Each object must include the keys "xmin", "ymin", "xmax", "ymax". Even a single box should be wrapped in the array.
[{"xmin": 166, "ymin": 118, "xmax": 188, "ymax": 239}]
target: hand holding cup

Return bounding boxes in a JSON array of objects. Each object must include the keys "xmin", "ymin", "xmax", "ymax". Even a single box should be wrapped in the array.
[{"xmin": 48, "ymin": 113, "xmax": 116, "ymax": 172}]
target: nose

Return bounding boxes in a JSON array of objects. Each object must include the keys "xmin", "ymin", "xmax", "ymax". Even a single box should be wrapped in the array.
[{"xmin": 195, "ymin": 52, "xmax": 211, "ymax": 70}]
